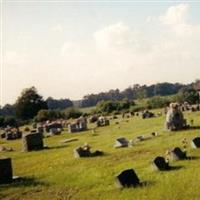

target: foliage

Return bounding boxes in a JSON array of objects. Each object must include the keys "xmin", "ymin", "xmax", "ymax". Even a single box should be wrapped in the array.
[
  {"xmin": 15, "ymin": 87, "xmax": 47, "ymax": 120},
  {"xmin": 174, "ymin": 88, "xmax": 199, "ymax": 104},
  {"xmin": 80, "ymin": 82, "xmax": 187, "ymax": 107},
  {"xmin": 0, "ymin": 104, "xmax": 16, "ymax": 116},
  {"xmin": 46, "ymin": 97, "xmax": 73, "ymax": 109},
  {"xmin": 63, "ymin": 107, "xmax": 83, "ymax": 119},
  {"xmin": 35, "ymin": 109, "xmax": 65, "ymax": 122},
  {"xmin": 147, "ymin": 96, "xmax": 170, "ymax": 109},
  {"xmin": 0, "ymin": 116, "xmax": 17, "ymax": 127},
  {"xmin": 95, "ymin": 99, "xmax": 135, "ymax": 114}
]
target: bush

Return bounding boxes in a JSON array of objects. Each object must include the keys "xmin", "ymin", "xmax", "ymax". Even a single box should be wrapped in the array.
[
  {"xmin": 64, "ymin": 107, "xmax": 83, "ymax": 119},
  {"xmin": 0, "ymin": 116, "xmax": 17, "ymax": 127},
  {"xmin": 147, "ymin": 96, "xmax": 170, "ymax": 109},
  {"xmin": 35, "ymin": 109, "xmax": 64, "ymax": 122}
]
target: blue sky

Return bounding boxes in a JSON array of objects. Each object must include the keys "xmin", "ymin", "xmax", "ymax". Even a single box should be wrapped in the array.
[{"xmin": 1, "ymin": 1, "xmax": 200, "ymax": 105}]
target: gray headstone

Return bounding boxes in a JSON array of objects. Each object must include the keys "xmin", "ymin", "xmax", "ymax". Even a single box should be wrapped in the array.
[
  {"xmin": 0, "ymin": 157, "xmax": 13, "ymax": 184},
  {"xmin": 191, "ymin": 137, "xmax": 200, "ymax": 148},
  {"xmin": 22, "ymin": 132, "xmax": 44, "ymax": 152},
  {"xmin": 115, "ymin": 137, "xmax": 129, "ymax": 148},
  {"xmin": 116, "ymin": 169, "xmax": 140, "ymax": 188},
  {"xmin": 152, "ymin": 156, "xmax": 169, "ymax": 171},
  {"xmin": 74, "ymin": 147, "xmax": 91, "ymax": 158},
  {"xmin": 170, "ymin": 147, "xmax": 186, "ymax": 161}
]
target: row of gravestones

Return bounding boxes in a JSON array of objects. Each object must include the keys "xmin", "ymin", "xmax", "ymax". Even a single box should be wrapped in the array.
[
  {"xmin": 1, "ymin": 133, "xmax": 200, "ymax": 185},
  {"xmin": 73, "ymin": 137, "xmax": 200, "ymax": 188},
  {"xmin": 116, "ymin": 138, "xmax": 200, "ymax": 188}
]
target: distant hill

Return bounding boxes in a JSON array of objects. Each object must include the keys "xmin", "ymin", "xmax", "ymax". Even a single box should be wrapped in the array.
[{"xmin": 78, "ymin": 82, "xmax": 195, "ymax": 107}]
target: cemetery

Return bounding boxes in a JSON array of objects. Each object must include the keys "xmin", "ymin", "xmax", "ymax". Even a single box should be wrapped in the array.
[{"xmin": 0, "ymin": 106, "xmax": 200, "ymax": 200}]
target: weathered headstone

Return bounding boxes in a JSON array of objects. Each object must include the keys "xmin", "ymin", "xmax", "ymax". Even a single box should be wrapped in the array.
[
  {"xmin": 22, "ymin": 132, "xmax": 44, "ymax": 151},
  {"xmin": 114, "ymin": 137, "xmax": 129, "ymax": 148},
  {"xmin": 170, "ymin": 147, "xmax": 186, "ymax": 161},
  {"xmin": 0, "ymin": 157, "xmax": 13, "ymax": 184},
  {"xmin": 116, "ymin": 169, "xmax": 140, "ymax": 188},
  {"xmin": 191, "ymin": 137, "xmax": 200, "ymax": 148},
  {"xmin": 152, "ymin": 156, "xmax": 169, "ymax": 171},
  {"xmin": 68, "ymin": 117, "xmax": 87, "ymax": 133},
  {"xmin": 96, "ymin": 117, "xmax": 110, "ymax": 127},
  {"xmin": 165, "ymin": 103, "xmax": 187, "ymax": 131}
]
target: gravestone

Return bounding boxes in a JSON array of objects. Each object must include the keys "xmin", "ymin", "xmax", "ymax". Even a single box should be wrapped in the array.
[
  {"xmin": 191, "ymin": 137, "xmax": 200, "ymax": 148},
  {"xmin": 116, "ymin": 169, "xmax": 140, "ymax": 188},
  {"xmin": 22, "ymin": 132, "xmax": 44, "ymax": 151},
  {"xmin": 50, "ymin": 128, "xmax": 61, "ymax": 135},
  {"xmin": 0, "ymin": 157, "xmax": 13, "ymax": 184},
  {"xmin": 60, "ymin": 138, "xmax": 78, "ymax": 143},
  {"xmin": 74, "ymin": 147, "xmax": 91, "ymax": 158},
  {"xmin": 165, "ymin": 103, "xmax": 187, "ymax": 131},
  {"xmin": 114, "ymin": 137, "xmax": 129, "ymax": 148},
  {"xmin": 170, "ymin": 147, "xmax": 186, "ymax": 161},
  {"xmin": 96, "ymin": 117, "xmax": 110, "ymax": 127},
  {"xmin": 152, "ymin": 156, "xmax": 169, "ymax": 171},
  {"xmin": 136, "ymin": 135, "xmax": 145, "ymax": 142}
]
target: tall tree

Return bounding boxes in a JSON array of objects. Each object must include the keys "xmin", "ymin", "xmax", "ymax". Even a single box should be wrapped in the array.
[{"xmin": 15, "ymin": 86, "xmax": 47, "ymax": 120}]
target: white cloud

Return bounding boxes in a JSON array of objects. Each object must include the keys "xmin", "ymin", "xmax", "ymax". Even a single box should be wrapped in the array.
[
  {"xmin": 3, "ymin": 4, "xmax": 200, "ymax": 105},
  {"xmin": 93, "ymin": 22, "xmax": 133, "ymax": 50},
  {"xmin": 159, "ymin": 4, "xmax": 189, "ymax": 25}
]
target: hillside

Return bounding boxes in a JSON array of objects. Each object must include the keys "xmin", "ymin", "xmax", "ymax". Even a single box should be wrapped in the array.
[{"xmin": 0, "ymin": 111, "xmax": 200, "ymax": 200}]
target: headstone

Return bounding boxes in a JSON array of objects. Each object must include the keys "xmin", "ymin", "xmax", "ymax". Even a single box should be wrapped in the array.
[
  {"xmin": 191, "ymin": 137, "xmax": 200, "ymax": 148},
  {"xmin": 136, "ymin": 135, "xmax": 145, "ymax": 142},
  {"xmin": 50, "ymin": 128, "xmax": 61, "ymax": 135},
  {"xmin": 60, "ymin": 138, "xmax": 78, "ymax": 143},
  {"xmin": 170, "ymin": 147, "xmax": 186, "ymax": 161},
  {"xmin": 0, "ymin": 157, "xmax": 13, "ymax": 184},
  {"xmin": 74, "ymin": 147, "xmax": 91, "ymax": 158},
  {"xmin": 22, "ymin": 132, "xmax": 44, "ymax": 151},
  {"xmin": 114, "ymin": 137, "xmax": 129, "ymax": 148},
  {"xmin": 5, "ymin": 132, "xmax": 13, "ymax": 140},
  {"xmin": 152, "ymin": 156, "xmax": 169, "ymax": 171},
  {"xmin": 116, "ymin": 169, "xmax": 140, "ymax": 188},
  {"xmin": 37, "ymin": 126, "xmax": 44, "ymax": 134},
  {"xmin": 165, "ymin": 103, "xmax": 187, "ymax": 131}
]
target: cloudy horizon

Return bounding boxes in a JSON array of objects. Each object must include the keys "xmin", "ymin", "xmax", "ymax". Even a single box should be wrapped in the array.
[{"xmin": 1, "ymin": 1, "xmax": 200, "ymax": 106}]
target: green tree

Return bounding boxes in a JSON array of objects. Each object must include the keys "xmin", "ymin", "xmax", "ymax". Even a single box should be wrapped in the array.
[{"xmin": 15, "ymin": 87, "xmax": 47, "ymax": 120}]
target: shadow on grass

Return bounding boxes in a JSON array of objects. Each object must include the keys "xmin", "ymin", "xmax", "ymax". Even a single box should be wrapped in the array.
[
  {"xmin": 186, "ymin": 156, "xmax": 200, "ymax": 160},
  {"xmin": 188, "ymin": 126, "xmax": 200, "ymax": 130},
  {"xmin": 168, "ymin": 165, "xmax": 183, "ymax": 171},
  {"xmin": 0, "ymin": 176, "xmax": 49, "ymax": 188},
  {"xmin": 44, "ymin": 144, "xmax": 68, "ymax": 150}
]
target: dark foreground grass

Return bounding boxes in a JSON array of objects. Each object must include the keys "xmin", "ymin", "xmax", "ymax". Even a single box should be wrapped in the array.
[{"xmin": 0, "ymin": 111, "xmax": 200, "ymax": 200}]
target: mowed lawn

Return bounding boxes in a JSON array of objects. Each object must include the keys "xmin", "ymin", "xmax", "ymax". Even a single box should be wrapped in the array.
[{"xmin": 0, "ymin": 111, "xmax": 200, "ymax": 200}]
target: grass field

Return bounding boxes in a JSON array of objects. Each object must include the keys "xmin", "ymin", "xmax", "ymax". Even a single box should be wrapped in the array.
[{"xmin": 0, "ymin": 111, "xmax": 200, "ymax": 200}]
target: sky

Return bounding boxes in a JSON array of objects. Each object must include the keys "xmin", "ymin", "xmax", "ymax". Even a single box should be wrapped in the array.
[{"xmin": 1, "ymin": 0, "xmax": 200, "ymax": 105}]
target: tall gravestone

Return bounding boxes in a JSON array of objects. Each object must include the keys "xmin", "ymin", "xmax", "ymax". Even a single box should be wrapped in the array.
[
  {"xmin": 165, "ymin": 103, "xmax": 187, "ymax": 131},
  {"xmin": 22, "ymin": 132, "xmax": 44, "ymax": 151},
  {"xmin": 0, "ymin": 157, "xmax": 13, "ymax": 184}
]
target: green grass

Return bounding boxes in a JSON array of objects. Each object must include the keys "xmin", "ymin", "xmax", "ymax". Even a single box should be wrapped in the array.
[{"xmin": 0, "ymin": 111, "xmax": 200, "ymax": 200}]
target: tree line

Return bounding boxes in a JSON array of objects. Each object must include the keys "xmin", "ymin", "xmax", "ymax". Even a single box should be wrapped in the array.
[
  {"xmin": 79, "ymin": 82, "xmax": 196, "ymax": 107},
  {"xmin": 0, "ymin": 80, "xmax": 199, "ymax": 125}
]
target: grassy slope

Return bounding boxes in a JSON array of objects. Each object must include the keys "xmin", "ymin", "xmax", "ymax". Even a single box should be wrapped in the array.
[{"xmin": 0, "ymin": 111, "xmax": 200, "ymax": 200}]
